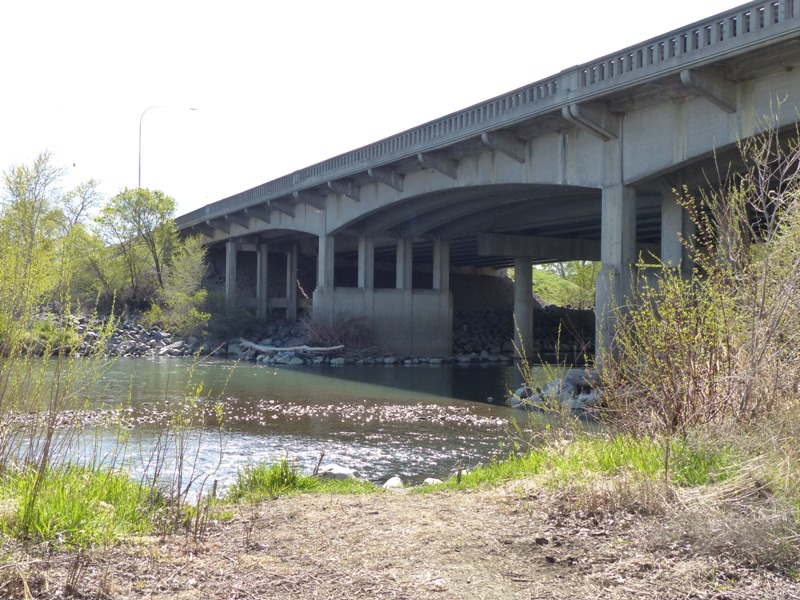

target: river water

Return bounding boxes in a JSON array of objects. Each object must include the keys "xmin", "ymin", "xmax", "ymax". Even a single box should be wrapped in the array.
[{"xmin": 75, "ymin": 358, "xmax": 557, "ymax": 489}]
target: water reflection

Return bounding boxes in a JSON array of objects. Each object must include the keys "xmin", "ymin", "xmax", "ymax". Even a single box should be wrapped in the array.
[{"xmin": 84, "ymin": 358, "xmax": 557, "ymax": 488}]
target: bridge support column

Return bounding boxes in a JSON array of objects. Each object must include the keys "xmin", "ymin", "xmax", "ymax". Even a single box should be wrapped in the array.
[
  {"xmin": 256, "ymin": 243, "xmax": 268, "ymax": 319},
  {"xmin": 661, "ymin": 190, "xmax": 695, "ymax": 278},
  {"xmin": 286, "ymin": 245, "xmax": 298, "ymax": 322},
  {"xmin": 596, "ymin": 184, "xmax": 637, "ymax": 364},
  {"xmin": 513, "ymin": 256, "xmax": 534, "ymax": 360},
  {"xmin": 396, "ymin": 236, "xmax": 413, "ymax": 290},
  {"xmin": 661, "ymin": 191, "xmax": 683, "ymax": 269},
  {"xmin": 313, "ymin": 234, "xmax": 336, "ymax": 321},
  {"xmin": 358, "ymin": 234, "xmax": 376, "ymax": 320},
  {"xmin": 319, "ymin": 234, "xmax": 335, "ymax": 290},
  {"xmin": 433, "ymin": 239, "xmax": 450, "ymax": 291},
  {"xmin": 358, "ymin": 235, "xmax": 375, "ymax": 289},
  {"xmin": 225, "ymin": 240, "xmax": 238, "ymax": 306}
]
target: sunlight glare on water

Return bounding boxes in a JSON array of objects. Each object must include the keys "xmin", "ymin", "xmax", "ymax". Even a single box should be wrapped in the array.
[{"xmin": 82, "ymin": 358, "xmax": 557, "ymax": 488}]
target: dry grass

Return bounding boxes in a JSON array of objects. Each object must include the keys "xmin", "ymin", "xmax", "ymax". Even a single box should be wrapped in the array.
[
  {"xmin": 2, "ymin": 478, "xmax": 799, "ymax": 599},
  {"xmin": 300, "ymin": 312, "xmax": 377, "ymax": 355},
  {"xmin": 557, "ymin": 472, "xmax": 676, "ymax": 519}
]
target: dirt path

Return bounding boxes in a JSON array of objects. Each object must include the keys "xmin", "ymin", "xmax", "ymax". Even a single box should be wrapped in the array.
[{"xmin": 4, "ymin": 483, "xmax": 799, "ymax": 599}]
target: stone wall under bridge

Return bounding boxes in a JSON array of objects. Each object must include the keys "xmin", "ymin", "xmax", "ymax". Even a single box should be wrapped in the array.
[{"xmin": 449, "ymin": 274, "xmax": 594, "ymax": 362}]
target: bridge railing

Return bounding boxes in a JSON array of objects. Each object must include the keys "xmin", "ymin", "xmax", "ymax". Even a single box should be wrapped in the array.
[
  {"xmin": 177, "ymin": 0, "xmax": 800, "ymax": 229},
  {"xmin": 578, "ymin": 0, "xmax": 798, "ymax": 88}
]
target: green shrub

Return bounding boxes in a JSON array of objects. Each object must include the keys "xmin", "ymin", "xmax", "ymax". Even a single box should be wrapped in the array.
[{"xmin": 602, "ymin": 121, "xmax": 800, "ymax": 435}]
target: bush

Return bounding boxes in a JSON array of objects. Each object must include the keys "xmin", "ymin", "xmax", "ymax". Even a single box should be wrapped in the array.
[
  {"xmin": 300, "ymin": 311, "xmax": 375, "ymax": 351},
  {"xmin": 204, "ymin": 290, "xmax": 254, "ymax": 339},
  {"xmin": 601, "ymin": 121, "xmax": 800, "ymax": 435},
  {"xmin": 143, "ymin": 235, "xmax": 210, "ymax": 336}
]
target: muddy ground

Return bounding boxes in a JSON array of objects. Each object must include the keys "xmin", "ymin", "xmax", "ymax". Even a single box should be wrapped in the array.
[{"xmin": 3, "ymin": 479, "xmax": 799, "ymax": 599}]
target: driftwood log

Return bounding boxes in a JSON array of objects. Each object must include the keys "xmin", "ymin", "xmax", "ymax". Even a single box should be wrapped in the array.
[{"xmin": 239, "ymin": 338, "xmax": 344, "ymax": 355}]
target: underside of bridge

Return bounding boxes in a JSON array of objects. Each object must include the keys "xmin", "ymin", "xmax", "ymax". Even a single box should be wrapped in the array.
[{"xmin": 180, "ymin": 1, "xmax": 800, "ymax": 358}]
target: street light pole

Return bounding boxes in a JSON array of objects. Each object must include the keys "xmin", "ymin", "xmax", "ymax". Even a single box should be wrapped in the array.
[{"xmin": 138, "ymin": 105, "xmax": 197, "ymax": 189}]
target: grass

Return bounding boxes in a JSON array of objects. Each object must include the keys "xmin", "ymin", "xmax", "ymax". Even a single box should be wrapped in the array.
[
  {"xmin": 0, "ymin": 458, "xmax": 377, "ymax": 548},
  {"xmin": 0, "ymin": 465, "xmax": 163, "ymax": 547},
  {"xmin": 0, "ymin": 428, "xmax": 789, "ymax": 552},
  {"xmin": 225, "ymin": 458, "xmax": 378, "ymax": 502},
  {"xmin": 420, "ymin": 431, "xmax": 743, "ymax": 493},
  {"xmin": 0, "ymin": 432, "xmax": 747, "ymax": 549}
]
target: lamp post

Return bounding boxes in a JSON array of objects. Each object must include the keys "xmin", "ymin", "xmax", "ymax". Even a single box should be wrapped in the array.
[{"xmin": 138, "ymin": 105, "xmax": 197, "ymax": 188}]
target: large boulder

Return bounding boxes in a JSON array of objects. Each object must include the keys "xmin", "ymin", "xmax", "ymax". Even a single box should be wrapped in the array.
[
  {"xmin": 317, "ymin": 464, "xmax": 363, "ymax": 481},
  {"xmin": 509, "ymin": 368, "xmax": 602, "ymax": 411},
  {"xmin": 382, "ymin": 476, "xmax": 404, "ymax": 490}
]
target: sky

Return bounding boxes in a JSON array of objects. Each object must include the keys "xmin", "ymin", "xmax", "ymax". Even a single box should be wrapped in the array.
[{"xmin": 1, "ymin": 0, "xmax": 745, "ymax": 217}]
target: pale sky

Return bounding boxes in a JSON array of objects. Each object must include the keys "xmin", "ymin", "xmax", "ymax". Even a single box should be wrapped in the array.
[{"xmin": 1, "ymin": 0, "xmax": 744, "ymax": 216}]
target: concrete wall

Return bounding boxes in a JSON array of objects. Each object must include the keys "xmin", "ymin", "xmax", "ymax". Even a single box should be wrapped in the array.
[{"xmin": 313, "ymin": 287, "xmax": 452, "ymax": 356}]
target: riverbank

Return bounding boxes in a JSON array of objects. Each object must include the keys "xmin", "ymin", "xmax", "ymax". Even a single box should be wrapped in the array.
[
  {"xmin": 3, "ymin": 476, "xmax": 797, "ymax": 599},
  {"xmin": 58, "ymin": 307, "xmax": 593, "ymax": 367},
  {"xmin": 2, "ymin": 428, "xmax": 799, "ymax": 599}
]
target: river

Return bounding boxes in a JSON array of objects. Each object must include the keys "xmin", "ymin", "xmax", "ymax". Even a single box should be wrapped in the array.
[{"xmin": 68, "ymin": 358, "xmax": 561, "ymax": 490}]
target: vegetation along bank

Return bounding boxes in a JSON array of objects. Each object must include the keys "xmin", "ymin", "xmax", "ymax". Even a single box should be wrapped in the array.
[{"xmin": 2, "ymin": 125, "xmax": 800, "ymax": 597}]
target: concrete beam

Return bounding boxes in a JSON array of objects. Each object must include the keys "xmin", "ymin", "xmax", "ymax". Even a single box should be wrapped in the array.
[
  {"xmin": 418, "ymin": 151, "xmax": 458, "ymax": 179},
  {"xmin": 244, "ymin": 206, "xmax": 271, "ymax": 224},
  {"xmin": 187, "ymin": 222, "xmax": 215, "ymax": 238},
  {"xmin": 478, "ymin": 233, "xmax": 658, "ymax": 263},
  {"xmin": 327, "ymin": 179, "xmax": 360, "ymax": 201},
  {"xmin": 293, "ymin": 190, "xmax": 326, "ymax": 210},
  {"xmin": 481, "ymin": 131, "xmax": 526, "ymax": 163},
  {"xmin": 680, "ymin": 68, "xmax": 736, "ymax": 114},
  {"xmin": 478, "ymin": 233, "xmax": 601, "ymax": 261},
  {"xmin": 225, "ymin": 213, "xmax": 250, "ymax": 229},
  {"xmin": 206, "ymin": 218, "xmax": 230, "ymax": 234},
  {"xmin": 367, "ymin": 166, "xmax": 404, "ymax": 191},
  {"xmin": 562, "ymin": 103, "xmax": 619, "ymax": 142},
  {"xmin": 269, "ymin": 198, "xmax": 295, "ymax": 217}
]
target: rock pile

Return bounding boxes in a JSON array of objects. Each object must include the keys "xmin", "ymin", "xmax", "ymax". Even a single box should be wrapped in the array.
[
  {"xmin": 60, "ymin": 306, "xmax": 595, "ymax": 365},
  {"xmin": 452, "ymin": 310, "xmax": 514, "ymax": 355},
  {"xmin": 509, "ymin": 368, "xmax": 602, "ymax": 412},
  {"xmin": 453, "ymin": 308, "xmax": 595, "ymax": 360},
  {"xmin": 72, "ymin": 318, "xmax": 198, "ymax": 357}
]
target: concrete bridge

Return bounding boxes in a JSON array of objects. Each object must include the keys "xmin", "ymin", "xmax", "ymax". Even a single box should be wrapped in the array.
[{"xmin": 176, "ymin": 0, "xmax": 800, "ymax": 358}]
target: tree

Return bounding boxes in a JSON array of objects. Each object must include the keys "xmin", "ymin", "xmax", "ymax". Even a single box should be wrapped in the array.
[
  {"xmin": 57, "ymin": 179, "xmax": 102, "ymax": 235},
  {"xmin": 1, "ymin": 152, "xmax": 67, "ymax": 318},
  {"xmin": 95, "ymin": 188, "xmax": 178, "ymax": 306},
  {"xmin": 143, "ymin": 235, "xmax": 210, "ymax": 335},
  {"xmin": 533, "ymin": 261, "xmax": 600, "ymax": 308}
]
